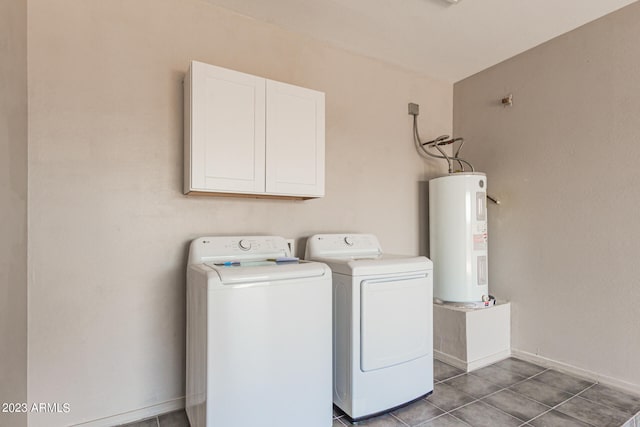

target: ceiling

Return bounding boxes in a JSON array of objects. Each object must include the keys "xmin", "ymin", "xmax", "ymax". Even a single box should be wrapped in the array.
[{"xmin": 202, "ymin": 0, "xmax": 638, "ymax": 82}]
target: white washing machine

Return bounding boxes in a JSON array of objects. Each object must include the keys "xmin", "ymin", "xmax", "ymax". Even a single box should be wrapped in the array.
[
  {"xmin": 186, "ymin": 236, "xmax": 332, "ymax": 427},
  {"xmin": 305, "ymin": 234, "xmax": 433, "ymax": 422}
]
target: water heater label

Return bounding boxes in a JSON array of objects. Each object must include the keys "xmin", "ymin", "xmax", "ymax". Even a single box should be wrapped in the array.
[
  {"xmin": 477, "ymin": 255, "xmax": 488, "ymax": 285},
  {"xmin": 473, "ymin": 233, "xmax": 488, "ymax": 251},
  {"xmin": 476, "ymin": 192, "xmax": 486, "ymax": 221}
]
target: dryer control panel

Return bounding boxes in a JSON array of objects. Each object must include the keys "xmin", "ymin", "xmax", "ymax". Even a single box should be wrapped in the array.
[{"xmin": 306, "ymin": 234, "xmax": 382, "ymax": 257}]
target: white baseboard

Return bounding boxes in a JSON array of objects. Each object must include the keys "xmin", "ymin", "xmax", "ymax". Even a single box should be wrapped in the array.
[
  {"xmin": 467, "ymin": 349, "xmax": 511, "ymax": 372},
  {"xmin": 70, "ymin": 397, "xmax": 185, "ymax": 427},
  {"xmin": 512, "ymin": 349, "xmax": 640, "ymax": 396},
  {"xmin": 435, "ymin": 349, "xmax": 511, "ymax": 373},
  {"xmin": 434, "ymin": 350, "xmax": 467, "ymax": 371}
]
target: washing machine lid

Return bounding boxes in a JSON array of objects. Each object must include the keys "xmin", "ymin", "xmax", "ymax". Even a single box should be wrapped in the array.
[
  {"xmin": 207, "ymin": 260, "xmax": 328, "ymax": 285},
  {"xmin": 310, "ymin": 254, "xmax": 432, "ymax": 276}
]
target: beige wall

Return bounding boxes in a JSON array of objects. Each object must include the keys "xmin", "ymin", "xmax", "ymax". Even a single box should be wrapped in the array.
[
  {"xmin": 26, "ymin": 0, "xmax": 451, "ymax": 424},
  {"xmin": 0, "ymin": 0, "xmax": 28, "ymax": 426},
  {"xmin": 454, "ymin": 2, "xmax": 640, "ymax": 392}
]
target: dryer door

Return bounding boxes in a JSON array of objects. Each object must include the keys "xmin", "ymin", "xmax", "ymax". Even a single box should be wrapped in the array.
[{"xmin": 360, "ymin": 272, "xmax": 432, "ymax": 372}]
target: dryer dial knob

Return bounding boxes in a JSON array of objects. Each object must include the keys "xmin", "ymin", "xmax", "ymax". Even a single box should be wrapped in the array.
[
  {"xmin": 238, "ymin": 239, "xmax": 251, "ymax": 251},
  {"xmin": 344, "ymin": 236, "xmax": 354, "ymax": 246}
]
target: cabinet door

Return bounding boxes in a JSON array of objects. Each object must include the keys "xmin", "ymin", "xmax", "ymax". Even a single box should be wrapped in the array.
[
  {"xmin": 187, "ymin": 61, "xmax": 266, "ymax": 194},
  {"xmin": 265, "ymin": 80, "xmax": 325, "ymax": 197}
]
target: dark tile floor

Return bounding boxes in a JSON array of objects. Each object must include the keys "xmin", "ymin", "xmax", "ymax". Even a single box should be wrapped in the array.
[
  {"xmin": 333, "ymin": 358, "xmax": 640, "ymax": 427},
  {"xmin": 120, "ymin": 358, "xmax": 640, "ymax": 427}
]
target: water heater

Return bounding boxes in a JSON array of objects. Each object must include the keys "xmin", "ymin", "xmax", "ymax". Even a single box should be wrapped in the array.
[{"xmin": 429, "ymin": 173, "xmax": 488, "ymax": 302}]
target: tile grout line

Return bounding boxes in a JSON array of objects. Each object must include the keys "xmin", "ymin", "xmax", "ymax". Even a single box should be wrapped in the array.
[
  {"xmin": 354, "ymin": 360, "xmax": 637, "ymax": 427},
  {"xmin": 443, "ymin": 366, "xmax": 549, "ymax": 405},
  {"xmin": 523, "ymin": 383, "xmax": 601, "ymax": 427},
  {"xmin": 577, "ymin": 384, "xmax": 640, "ymax": 426},
  {"xmin": 334, "ymin": 416, "xmax": 347, "ymax": 426},
  {"xmin": 437, "ymin": 360, "xmax": 640, "ymax": 427},
  {"xmin": 438, "ymin": 368, "xmax": 528, "ymax": 424},
  {"xmin": 446, "ymin": 411, "xmax": 474, "ymax": 427},
  {"xmin": 575, "ymin": 385, "xmax": 640, "ymax": 421},
  {"xmin": 423, "ymin": 394, "xmax": 476, "ymax": 414},
  {"xmin": 414, "ymin": 412, "xmax": 473, "ymax": 427},
  {"xmin": 432, "ymin": 386, "xmax": 524, "ymax": 427},
  {"xmin": 388, "ymin": 411, "xmax": 411, "ymax": 426},
  {"xmin": 461, "ymin": 399, "xmax": 524, "ymax": 426},
  {"xmin": 443, "ymin": 364, "xmax": 601, "ymax": 427},
  {"xmin": 477, "ymin": 364, "xmax": 633, "ymax": 426},
  {"xmin": 474, "ymin": 390, "xmax": 541, "ymax": 426},
  {"xmin": 420, "ymin": 393, "xmax": 498, "ymax": 427},
  {"xmin": 565, "ymin": 383, "xmax": 626, "ymax": 427},
  {"xmin": 472, "ymin": 364, "xmax": 550, "ymax": 387},
  {"xmin": 429, "ymin": 371, "xmax": 518, "ymax": 427}
]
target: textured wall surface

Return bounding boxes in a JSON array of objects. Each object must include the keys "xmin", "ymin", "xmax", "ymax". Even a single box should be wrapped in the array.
[
  {"xmin": 0, "ymin": 0, "xmax": 28, "ymax": 425},
  {"xmin": 26, "ymin": 0, "xmax": 451, "ymax": 424},
  {"xmin": 454, "ymin": 2, "xmax": 640, "ymax": 393}
]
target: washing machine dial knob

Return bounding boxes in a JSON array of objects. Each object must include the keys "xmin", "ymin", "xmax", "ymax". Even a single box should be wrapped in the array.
[
  {"xmin": 344, "ymin": 236, "xmax": 354, "ymax": 246},
  {"xmin": 238, "ymin": 239, "xmax": 252, "ymax": 251}
]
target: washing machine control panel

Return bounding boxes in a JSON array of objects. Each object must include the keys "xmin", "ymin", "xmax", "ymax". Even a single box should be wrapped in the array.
[{"xmin": 188, "ymin": 236, "xmax": 290, "ymax": 264}]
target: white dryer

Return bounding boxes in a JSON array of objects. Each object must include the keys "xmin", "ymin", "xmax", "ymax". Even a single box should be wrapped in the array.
[
  {"xmin": 186, "ymin": 236, "xmax": 332, "ymax": 427},
  {"xmin": 305, "ymin": 234, "xmax": 434, "ymax": 422}
]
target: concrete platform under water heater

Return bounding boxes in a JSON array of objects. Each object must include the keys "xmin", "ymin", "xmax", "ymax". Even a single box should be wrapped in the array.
[{"xmin": 433, "ymin": 301, "xmax": 511, "ymax": 372}]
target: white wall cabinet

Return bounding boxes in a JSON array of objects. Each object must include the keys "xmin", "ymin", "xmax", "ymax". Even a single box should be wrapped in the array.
[{"xmin": 184, "ymin": 61, "xmax": 325, "ymax": 199}]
